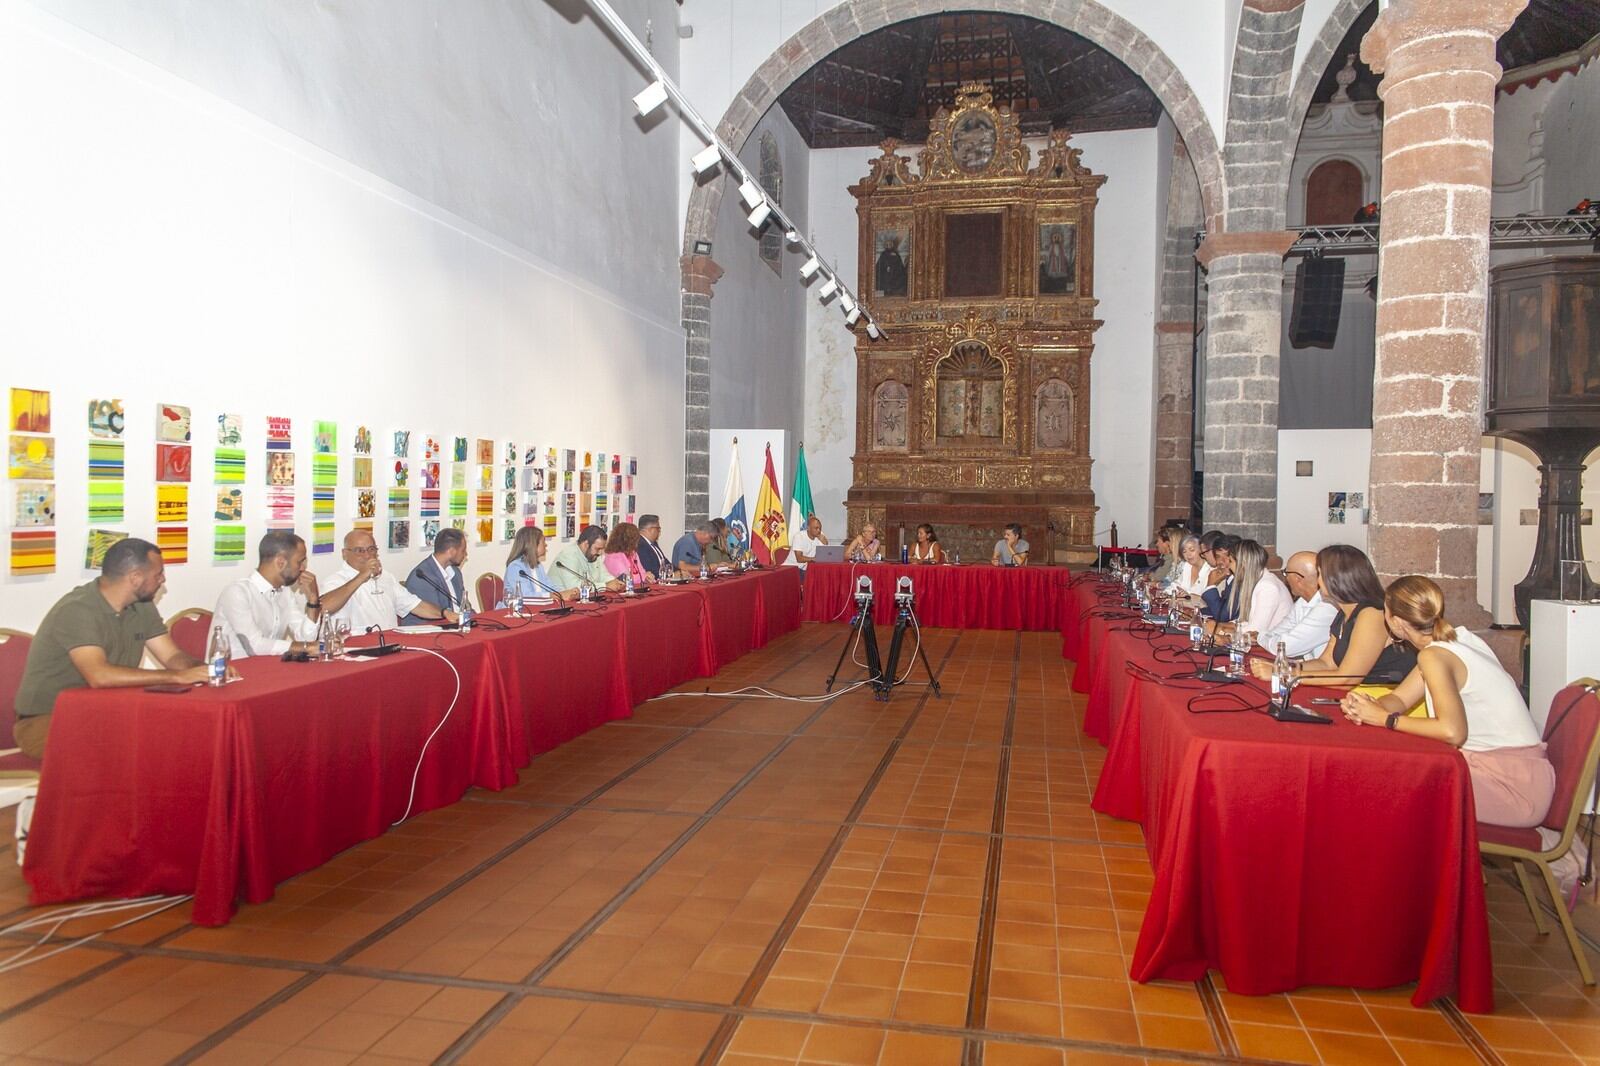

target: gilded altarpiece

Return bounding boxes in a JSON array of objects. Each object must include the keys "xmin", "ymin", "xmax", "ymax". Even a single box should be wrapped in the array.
[{"xmin": 846, "ymin": 83, "xmax": 1103, "ymax": 560}]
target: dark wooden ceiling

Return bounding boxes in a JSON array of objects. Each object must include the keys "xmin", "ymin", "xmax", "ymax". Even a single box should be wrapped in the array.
[
  {"xmin": 1312, "ymin": 0, "xmax": 1600, "ymax": 104},
  {"xmin": 776, "ymin": 13, "xmax": 1161, "ymax": 149}
]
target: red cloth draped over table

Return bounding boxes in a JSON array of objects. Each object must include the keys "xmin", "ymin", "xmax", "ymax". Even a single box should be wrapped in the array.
[
  {"xmin": 801, "ymin": 562, "xmax": 1072, "ymax": 630},
  {"xmin": 22, "ymin": 567, "xmax": 803, "ymax": 926},
  {"xmin": 1064, "ymin": 598, "xmax": 1494, "ymax": 1013},
  {"xmin": 24, "ymin": 641, "xmax": 509, "ymax": 927}
]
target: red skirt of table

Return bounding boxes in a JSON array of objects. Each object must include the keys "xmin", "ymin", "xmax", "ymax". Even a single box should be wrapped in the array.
[
  {"xmin": 1063, "ymin": 595, "xmax": 1494, "ymax": 1012},
  {"xmin": 23, "ymin": 567, "xmax": 802, "ymax": 925},
  {"xmin": 801, "ymin": 561, "xmax": 1072, "ymax": 631}
]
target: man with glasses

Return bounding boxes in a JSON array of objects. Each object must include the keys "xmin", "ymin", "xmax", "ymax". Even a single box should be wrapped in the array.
[
  {"xmin": 636, "ymin": 514, "xmax": 672, "ymax": 578},
  {"xmin": 323, "ymin": 528, "xmax": 454, "ymax": 633},
  {"xmin": 1256, "ymin": 550, "xmax": 1337, "ymax": 659}
]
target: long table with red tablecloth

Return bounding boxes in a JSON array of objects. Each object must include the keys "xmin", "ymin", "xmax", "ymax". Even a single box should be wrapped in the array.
[
  {"xmin": 802, "ymin": 560, "xmax": 1072, "ymax": 631},
  {"xmin": 23, "ymin": 568, "xmax": 801, "ymax": 926},
  {"xmin": 1061, "ymin": 575, "xmax": 1494, "ymax": 1012}
]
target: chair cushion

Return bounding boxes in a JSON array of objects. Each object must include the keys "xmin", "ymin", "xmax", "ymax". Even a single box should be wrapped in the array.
[
  {"xmin": 1541, "ymin": 685, "xmax": 1600, "ymax": 833},
  {"xmin": 1477, "ymin": 821, "xmax": 1543, "ymax": 853}
]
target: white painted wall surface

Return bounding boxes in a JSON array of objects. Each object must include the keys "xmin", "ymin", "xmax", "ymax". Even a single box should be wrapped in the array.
[
  {"xmin": 1537, "ymin": 57, "xmax": 1600, "ymax": 216},
  {"xmin": 709, "ymin": 430, "xmax": 790, "ymax": 535},
  {"xmin": 1290, "ymin": 0, "xmax": 1353, "ymax": 103},
  {"xmin": 0, "ymin": 6, "xmax": 685, "ymax": 631},
  {"xmin": 709, "ymin": 106, "xmax": 810, "ymax": 487},
  {"xmin": 1275, "ymin": 429, "xmax": 1371, "ymax": 557},
  {"xmin": 801, "ymin": 129, "xmax": 1163, "ymax": 544}
]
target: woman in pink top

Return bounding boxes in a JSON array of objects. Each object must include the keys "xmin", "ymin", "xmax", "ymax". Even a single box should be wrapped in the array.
[{"xmin": 603, "ymin": 522, "xmax": 653, "ymax": 585}]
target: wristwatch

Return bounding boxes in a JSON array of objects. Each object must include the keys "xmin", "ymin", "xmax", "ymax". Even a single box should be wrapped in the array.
[{"xmin": 1385, "ymin": 711, "xmax": 1402, "ymax": 731}]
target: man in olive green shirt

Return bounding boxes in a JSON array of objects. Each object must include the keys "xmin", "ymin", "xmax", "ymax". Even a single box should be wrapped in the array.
[{"xmin": 14, "ymin": 537, "xmax": 215, "ymax": 759}]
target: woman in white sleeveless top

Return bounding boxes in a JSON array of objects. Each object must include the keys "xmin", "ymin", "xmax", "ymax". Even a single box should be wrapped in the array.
[
  {"xmin": 1341, "ymin": 576, "xmax": 1554, "ymax": 827},
  {"xmin": 1172, "ymin": 534, "xmax": 1212, "ymax": 596}
]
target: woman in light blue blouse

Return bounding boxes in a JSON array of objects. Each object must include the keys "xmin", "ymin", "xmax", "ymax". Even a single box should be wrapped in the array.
[{"xmin": 501, "ymin": 526, "xmax": 566, "ymax": 604}]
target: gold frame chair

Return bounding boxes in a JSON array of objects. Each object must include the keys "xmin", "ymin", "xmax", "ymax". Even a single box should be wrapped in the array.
[
  {"xmin": 0, "ymin": 628, "xmax": 40, "ymax": 780},
  {"xmin": 165, "ymin": 607, "xmax": 214, "ymax": 661}
]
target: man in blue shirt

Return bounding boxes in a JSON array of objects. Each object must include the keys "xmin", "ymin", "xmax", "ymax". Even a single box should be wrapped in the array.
[{"xmin": 671, "ymin": 523, "xmax": 716, "ymax": 577}]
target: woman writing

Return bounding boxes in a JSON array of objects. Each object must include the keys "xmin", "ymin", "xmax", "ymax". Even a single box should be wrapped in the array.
[
  {"xmin": 1341, "ymin": 576, "xmax": 1554, "ymax": 828},
  {"xmin": 909, "ymin": 523, "xmax": 945, "ymax": 564},
  {"xmin": 603, "ymin": 522, "xmax": 654, "ymax": 586},
  {"xmin": 1254, "ymin": 544, "xmax": 1415, "ymax": 686},
  {"xmin": 845, "ymin": 523, "xmax": 882, "ymax": 561},
  {"xmin": 502, "ymin": 527, "xmax": 571, "ymax": 604},
  {"xmin": 1208, "ymin": 539, "xmax": 1291, "ymax": 641}
]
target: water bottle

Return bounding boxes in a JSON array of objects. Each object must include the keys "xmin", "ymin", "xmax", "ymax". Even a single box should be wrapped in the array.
[
  {"xmin": 1227, "ymin": 629, "xmax": 1246, "ymax": 678},
  {"xmin": 206, "ymin": 626, "xmax": 230, "ymax": 686},
  {"xmin": 459, "ymin": 604, "xmax": 474, "ymax": 631},
  {"xmin": 699, "ymin": 562, "xmax": 710, "ymax": 581},
  {"xmin": 900, "ymin": 545, "xmax": 908, "ymax": 563},
  {"xmin": 625, "ymin": 571, "xmax": 635, "ymax": 595},
  {"xmin": 509, "ymin": 590, "xmax": 523, "ymax": 617},
  {"xmin": 316, "ymin": 614, "xmax": 331, "ymax": 660},
  {"xmin": 953, "ymin": 549, "xmax": 961, "ymax": 566},
  {"xmin": 579, "ymin": 581, "xmax": 592, "ymax": 604},
  {"xmin": 1271, "ymin": 641, "xmax": 1292, "ymax": 702},
  {"xmin": 1188, "ymin": 614, "xmax": 1204, "ymax": 651}
]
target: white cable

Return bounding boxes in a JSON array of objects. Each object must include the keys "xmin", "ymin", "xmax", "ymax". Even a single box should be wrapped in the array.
[
  {"xmin": 392, "ymin": 646, "xmax": 462, "ymax": 826},
  {"xmin": 648, "ymin": 680, "xmax": 872, "ymax": 704},
  {"xmin": 0, "ymin": 894, "xmax": 191, "ymax": 974}
]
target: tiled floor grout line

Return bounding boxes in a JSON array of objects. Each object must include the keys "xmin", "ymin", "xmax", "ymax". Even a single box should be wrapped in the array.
[
  {"xmin": 456, "ymin": 796, "xmax": 1149, "ymax": 850},
  {"xmin": 694, "ymin": 630, "xmax": 968, "ymax": 1064},
  {"xmin": 433, "ymin": 629, "xmax": 893, "ymax": 1064},
  {"xmin": 166, "ymin": 628, "xmax": 840, "ymax": 1065},
  {"xmin": 1196, "ymin": 973, "xmax": 1240, "ymax": 1058},
  {"xmin": 0, "ymin": 916, "xmax": 196, "ymax": 1026},
  {"xmin": 1438, "ymin": 997, "xmax": 1509, "ymax": 1066}
]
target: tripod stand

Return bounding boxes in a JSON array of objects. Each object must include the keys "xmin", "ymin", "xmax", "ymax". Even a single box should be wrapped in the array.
[
  {"xmin": 876, "ymin": 592, "xmax": 942, "ymax": 702},
  {"xmin": 825, "ymin": 589, "xmax": 883, "ymax": 692}
]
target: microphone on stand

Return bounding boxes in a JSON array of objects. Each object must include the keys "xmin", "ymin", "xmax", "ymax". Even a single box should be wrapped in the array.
[{"xmin": 556, "ymin": 559, "xmax": 609, "ymax": 600}]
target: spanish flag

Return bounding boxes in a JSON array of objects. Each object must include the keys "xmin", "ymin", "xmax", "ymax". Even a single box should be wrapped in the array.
[{"xmin": 752, "ymin": 443, "xmax": 789, "ymax": 566}]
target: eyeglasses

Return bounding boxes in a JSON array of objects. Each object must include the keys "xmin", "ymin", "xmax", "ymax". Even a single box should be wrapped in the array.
[{"xmin": 346, "ymin": 546, "xmax": 379, "ymax": 556}]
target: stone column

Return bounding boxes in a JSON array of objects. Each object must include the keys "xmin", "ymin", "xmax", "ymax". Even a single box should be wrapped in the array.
[
  {"xmin": 1361, "ymin": 0, "xmax": 1526, "ymax": 619},
  {"xmin": 681, "ymin": 254, "xmax": 723, "ymax": 525},
  {"xmin": 1196, "ymin": 231, "xmax": 1296, "ymax": 548}
]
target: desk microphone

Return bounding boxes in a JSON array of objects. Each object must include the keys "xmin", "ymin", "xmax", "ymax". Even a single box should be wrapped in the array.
[
  {"xmin": 348, "ymin": 624, "xmax": 405, "ymax": 657},
  {"xmin": 411, "ymin": 564, "xmax": 462, "ymax": 617},
  {"xmin": 556, "ymin": 559, "xmax": 609, "ymax": 600}
]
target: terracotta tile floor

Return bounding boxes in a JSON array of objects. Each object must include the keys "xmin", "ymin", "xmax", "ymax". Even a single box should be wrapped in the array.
[{"xmin": 0, "ymin": 623, "xmax": 1597, "ymax": 1064}]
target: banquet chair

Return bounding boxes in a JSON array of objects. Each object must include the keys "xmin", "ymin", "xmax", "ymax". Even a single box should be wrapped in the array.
[
  {"xmin": 476, "ymin": 573, "xmax": 504, "ymax": 614},
  {"xmin": 1477, "ymin": 679, "xmax": 1600, "ymax": 985},
  {"xmin": 167, "ymin": 608, "xmax": 213, "ymax": 661},
  {"xmin": 0, "ymin": 629, "xmax": 42, "ymax": 779}
]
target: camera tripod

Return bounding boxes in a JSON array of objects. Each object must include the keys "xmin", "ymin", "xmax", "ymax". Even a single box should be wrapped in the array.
[{"xmin": 825, "ymin": 586, "xmax": 942, "ymax": 702}]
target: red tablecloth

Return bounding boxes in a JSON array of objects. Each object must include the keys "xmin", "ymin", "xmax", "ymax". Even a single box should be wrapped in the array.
[
  {"xmin": 801, "ymin": 562, "xmax": 1072, "ymax": 630},
  {"xmin": 23, "ymin": 567, "xmax": 803, "ymax": 925},
  {"xmin": 24, "ymin": 638, "xmax": 508, "ymax": 926},
  {"xmin": 1068, "ymin": 618, "xmax": 1494, "ymax": 1011}
]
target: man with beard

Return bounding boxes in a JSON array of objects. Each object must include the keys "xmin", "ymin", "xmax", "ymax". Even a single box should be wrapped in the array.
[
  {"xmin": 14, "ymin": 537, "xmax": 218, "ymax": 759},
  {"xmin": 214, "ymin": 530, "xmax": 324, "ymax": 658}
]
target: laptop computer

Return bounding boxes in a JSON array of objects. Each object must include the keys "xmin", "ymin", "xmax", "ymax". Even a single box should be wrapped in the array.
[{"xmin": 811, "ymin": 544, "xmax": 846, "ymax": 563}]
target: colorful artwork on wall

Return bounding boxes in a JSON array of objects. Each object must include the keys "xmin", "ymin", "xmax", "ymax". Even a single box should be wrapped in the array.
[
  {"xmin": 156, "ymin": 443, "xmax": 192, "ymax": 483},
  {"xmin": 157, "ymin": 403, "xmax": 192, "ymax": 443},
  {"xmin": 7, "ymin": 435, "xmax": 53, "ymax": 479},
  {"xmin": 88, "ymin": 399, "xmax": 125, "ymax": 439},
  {"xmin": 9, "ymin": 388, "xmax": 51, "ymax": 434},
  {"xmin": 217, "ymin": 412, "xmax": 243, "ymax": 446},
  {"xmin": 85, "ymin": 528, "xmax": 128, "ymax": 568}
]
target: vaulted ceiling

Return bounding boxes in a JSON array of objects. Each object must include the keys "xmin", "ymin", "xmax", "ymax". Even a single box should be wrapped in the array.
[{"xmin": 776, "ymin": 13, "xmax": 1161, "ymax": 150}]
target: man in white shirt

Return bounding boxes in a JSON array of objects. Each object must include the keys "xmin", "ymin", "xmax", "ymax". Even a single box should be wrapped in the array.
[
  {"xmin": 787, "ymin": 514, "xmax": 827, "ymax": 569},
  {"xmin": 213, "ymin": 530, "xmax": 323, "ymax": 657},
  {"xmin": 1258, "ymin": 550, "xmax": 1337, "ymax": 659},
  {"xmin": 322, "ymin": 529, "xmax": 454, "ymax": 634}
]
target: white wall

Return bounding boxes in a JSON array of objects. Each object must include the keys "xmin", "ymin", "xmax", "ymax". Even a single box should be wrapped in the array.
[
  {"xmin": 0, "ymin": 5, "xmax": 685, "ymax": 631},
  {"xmin": 800, "ymin": 129, "xmax": 1165, "ymax": 541},
  {"xmin": 710, "ymin": 105, "xmax": 810, "ymax": 487},
  {"xmin": 1275, "ymin": 429, "xmax": 1371, "ymax": 557},
  {"xmin": 709, "ymin": 430, "xmax": 790, "ymax": 532},
  {"xmin": 1537, "ymin": 54, "xmax": 1600, "ymax": 216}
]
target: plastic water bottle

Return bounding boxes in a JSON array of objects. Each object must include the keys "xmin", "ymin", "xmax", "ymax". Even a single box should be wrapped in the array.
[
  {"xmin": 206, "ymin": 626, "xmax": 230, "ymax": 686},
  {"xmin": 459, "ymin": 604, "xmax": 474, "ymax": 631},
  {"xmin": 900, "ymin": 545, "xmax": 909, "ymax": 563},
  {"xmin": 625, "ymin": 572, "xmax": 635, "ymax": 595},
  {"xmin": 1188, "ymin": 615, "xmax": 1204, "ymax": 651},
  {"xmin": 1228, "ymin": 629, "xmax": 1247, "ymax": 678},
  {"xmin": 579, "ymin": 581, "xmax": 592, "ymax": 604},
  {"xmin": 700, "ymin": 562, "xmax": 710, "ymax": 581},
  {"xmin": 316, "ymin": 614, "xmax": 331, "ymax": 660},
  {"xmin": 509, "ymin": 591, "xmax": 523, "ymax": 617},
  {"xmin": 953, "ymin": 549, "xmax": 961, "ymax": 566},
  {"xmin": 1271, "ymin": 641, "xmax": 1292, "ymax": 701}
]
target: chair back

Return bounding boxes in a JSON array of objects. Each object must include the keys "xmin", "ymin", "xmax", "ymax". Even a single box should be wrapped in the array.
[
  {"xmin": 476, "ymin": 573, "xmax": 504, "ymax": 614},
  {"xmin": 0, "ymin": 629, "xmax": 33, "ymax": 749},
  {"xmin": 1539, "ymin": 680, "xmax": 1600, "ymax": 847},
  {"xmin": 168, "ymin": 608, "xmax": 213, "ymax": 661}
]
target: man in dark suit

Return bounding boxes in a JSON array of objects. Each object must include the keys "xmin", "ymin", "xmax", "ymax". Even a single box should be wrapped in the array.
[
  {"xmin": 403, "ymin": 526, "xmax": 468, "ymax": 624},
  {"xmin": 637, "ymin": 513, "xmax": 671, "ymax": 579}
]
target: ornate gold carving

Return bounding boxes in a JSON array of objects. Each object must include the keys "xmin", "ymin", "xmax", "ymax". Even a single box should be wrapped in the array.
[
  {"xmin": 918, "ymin": 83, "xmax": 1029, "ymax": 181},
  {"xmin": 858, "ymin": 139, "xmax": 919, "ymax": 192}
]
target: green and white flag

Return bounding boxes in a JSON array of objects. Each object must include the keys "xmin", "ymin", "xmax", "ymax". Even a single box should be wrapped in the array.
[{"xmin": 787, "ymin": 443, "xmax": 814, "ymax": 541}]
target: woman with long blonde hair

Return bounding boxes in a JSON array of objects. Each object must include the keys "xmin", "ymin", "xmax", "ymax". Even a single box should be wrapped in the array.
[{"xmin": 1341, "ymin": 576, "xmax": 1554, "ymax": 827}]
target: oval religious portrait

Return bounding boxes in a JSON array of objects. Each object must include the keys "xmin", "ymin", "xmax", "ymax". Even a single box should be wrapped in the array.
[{"xmin": 951, "ymin": 110, "xmax": 996, "ymax": 173}]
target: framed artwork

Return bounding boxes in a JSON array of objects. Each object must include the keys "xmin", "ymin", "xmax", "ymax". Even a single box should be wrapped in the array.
[
  {"xmin": 1037, "ymin": 223, "xmax": 1078, "ymax": 295},
  {"xmin": 951, "ymin": 110, "xmax": 997, "ymax": 173},
  {"xmin": 157, "ymin": 404, "xmax": 192, "ymax": 443},
  {"xmin": 944, "ymin": 212, "xmax": 1003, "ymax": 297},
  {"xmin": 873, "ymin": 226, "xmax": 911, "ymax": 298},
  {"xmin": 89, "ymin": 399, "xmax": 125, "ymax": 439}
]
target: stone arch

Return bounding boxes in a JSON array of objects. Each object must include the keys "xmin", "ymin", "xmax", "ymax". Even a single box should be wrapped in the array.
[
  {"xmin": 1276, "ymin": 0, "xmax": 1375, "ymax": 225},
  {"xmin": 678, "ymin": 0, "xmax": 1227, "ymax": 521}
]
